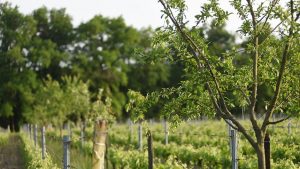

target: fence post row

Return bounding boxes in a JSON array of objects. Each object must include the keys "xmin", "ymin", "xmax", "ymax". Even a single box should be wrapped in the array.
[
  {"xmin": 63, "ymin": 135, "xmax": 71, "ymax": 169},
  {"xmin": 138, "ymin": 122, "xmax": 143, "ymax": 151},
  {"xmin": 264, "ymin": 133, "xmax": 270, "ymax": 169},
  {"xmin": 41, "ymin": 126, "xmax": 46, "ymax": 159},
  {"xmin": 230, "ymin": 129, "xmax": 238, "ymax": 169}
]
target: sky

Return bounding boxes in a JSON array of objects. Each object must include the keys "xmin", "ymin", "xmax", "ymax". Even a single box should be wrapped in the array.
[{"xmin": 3, "ymin": 0, "xmax": 242, "ymax": 34}]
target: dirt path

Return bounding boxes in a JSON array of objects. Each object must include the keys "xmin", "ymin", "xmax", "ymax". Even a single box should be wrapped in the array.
[{"xmin": 0, "ymin": 134, "xmax": 25, "ymax": 169}]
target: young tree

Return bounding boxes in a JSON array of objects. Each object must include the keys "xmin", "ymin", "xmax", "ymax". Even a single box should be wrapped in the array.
[
  {"xmin": 28, "ymin": 75, "xmax": 91, "ymax": 135},
  {"xmin": 89, "ymin": 89, "xmax": 114, "ymax": 169},
  {"xmin": 28, "ymin": 76, "xmax": 65, "ymax": 132},
  {"xmin": 133, "ymin": 0, "xmax": 299, "ymax": 168},
  {"xmin": 62, "ymin": 76, "xmax": 90, "ymax": 123}
]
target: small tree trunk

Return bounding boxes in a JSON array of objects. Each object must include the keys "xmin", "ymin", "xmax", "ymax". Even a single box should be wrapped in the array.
[
  {"xmin": 256, "ymin": 143, "xmax": 266, "ymax": 169},
  {"xmin": 264, "ymin": 133, "xmax": 270, "ymax": 169},
  {"xmin": 92, "ymin": 120, "xmax": 107, "ymax": 169},
  {"xmin": 147, "ymin": 130, "xmax": 153, "ymax": 169}
]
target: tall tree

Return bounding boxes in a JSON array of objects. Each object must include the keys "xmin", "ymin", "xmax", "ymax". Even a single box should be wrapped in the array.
[
  {"xmin": 32, "ymin": 7, "xmax": 74, "ymax": 79},
  {"xmin": 0, "ymin": 3, "xmax": 38, "ymax": 131},
  {"xmin": 72, "ymin": 15, "xmax": 141, "ymax": 117}
]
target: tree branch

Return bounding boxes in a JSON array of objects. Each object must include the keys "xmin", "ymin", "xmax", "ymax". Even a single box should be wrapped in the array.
[
  {"xmin": 258, "ymin": 0, "xmax": 280, "ymax": 28},
  {"xmin": 206, "ymin": 82, "xmax": 256, "ymax": 148},
  {"xmin": 159, "ymin": 0, "xmax": 202, "ymax": 68},
  {"xmin": 273, "ymin": 91, "xmax": 292, "ymax": 111},
  {"xmin": 205, "ymin": 82, "xmax": 226, "ymax": 117},
  {"xmin": 262, "ymin": 0, "xmax": 295, "ymax": 131},
  {"xmin": 246, "ymin": 0, "xmax": 260, "ymax": 134},
  {"xmin": 224, "ymin": 119, "xmax": 239, "ymax": 131},
  {"xmin": 237, "ymin": 87, "xmax": 251, "ymax": 105},
  {"xmin": 259, "ymin": 18, "xmax": 288, "ymax": 46},
  {"xmin": 295, "ymin": 12, "xmax": 300, "ymax": 21},
  {"xmin": 267, "ymin": 116, "xmax": 291, "ymax": 125}
]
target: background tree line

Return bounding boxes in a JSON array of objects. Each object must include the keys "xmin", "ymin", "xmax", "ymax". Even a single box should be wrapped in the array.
[{"xmin": 0, "ymin": 2, "xmax": 262, "ymax": 131}]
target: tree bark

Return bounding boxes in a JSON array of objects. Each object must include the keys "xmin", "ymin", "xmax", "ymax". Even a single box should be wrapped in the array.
[
  {"xmin": 256, "ymin": 143, "xmax": 266, "ymax": 169},
  {"xmin": 147, "ymin": 131, "xmax": 154, "ymax": 169},
  {"xmin": 92, "ymin": 120, "xmax": 107, "ymax": 169},
  {"xmin": 264, "ymin": 133, "xmax": 271, "ymax": 169}
]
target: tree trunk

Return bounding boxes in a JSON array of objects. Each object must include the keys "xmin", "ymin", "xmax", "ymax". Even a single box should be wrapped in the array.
[
  {"xmin": 264, "ymin": 133, "xmax": 271, "ymax": 169},
  {"xmin": 256, "ymin": 143, "xmax": 266, "ymax": 169},
  {"xmin": 147, "ymin": 131, "xmax": 154, "ymax": 169},
  {"xmin": 92, "ymin": 120, "xmax": 107, "ymax": 169}
]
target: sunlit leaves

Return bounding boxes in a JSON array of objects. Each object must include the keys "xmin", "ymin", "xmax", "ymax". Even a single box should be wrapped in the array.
[
  {"xmin": 90, "ymin": 89, "xmax": 115, "ymax": 123},
  {"xmin": 195, "ymin": 0, "xmax": 231, "ymax": 26},
  {"xmin": 126, "ymin": 90, "xmax": 147, "ymax": 122},
  {"xmin": 229, "ymin": 0, "xmax": 248, "ymax": 19},
  {"xmin": 62, "ymin": 76, "xmax": 90, "ymax": 121}
]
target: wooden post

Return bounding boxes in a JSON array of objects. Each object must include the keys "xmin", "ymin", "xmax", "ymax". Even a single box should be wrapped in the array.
[
  {"xmin": 163, "ymin": 119, "xmax": 168, "ymax": 145},
  {"xmin": 242, "ymin": 107, "xmax": 245, "ymax": 120},
  {"xmin": 7, "ymin": 125, "xmax": 10, "ymax": 133},
  {"xmin": 34, "ymin": 124, "xmax": 37, "ymax": 147},
  {"xmin": 63, "ymin": 135, "xmax": 71, "ymax": 169},
  {"xmin": 138, "ymin": 122, "xmax": 143, "ymax": 151},
  {"xmin": 92, "ymin": 120, "xmax": 107, "ymax": 169},
  {"xmin": 41, "ymin": 126, "xmax": 46, "ymax": 159},
  {"xmin": 31, "ymin": 124, "xmax": 35, "ymax": 140},
  {"xmin": 227, "ymin": 120, "xmax": 233, "ymax": 137},
  {"xmin": 149, "ymin": 119, "xmax": 153, "ymax": 125},
  {"xmin": 128, "ymin": 119, "xmax": 133, "ymax": 143},
  {"xmin": 29, "ymin": 124, "xmax": 32, "ymax": 140},
  {"xmin": 81, "ymin": 121, "xmax": 86, "ymax": 147},
  {"xmin": 27, "ymin": 124, "xmax": 30, "ymax": 134},
  {"xmin": 227, "ymin": 120, "xmax": 233, "ymax": 154},
  {"xmin": 230, "ymin": 129, "xmax": 238, "ymax": 169},
  {"xmin": 288, "ymin": 121, "xmax": 292, "ymax": 135},
  {"xmin": 68, "ymin": 122, "xmax": 72, "ymax": 139},
  {"xmin": 147, "ymin": 130, "xmax": 153, "ymax": 169},
  {"xmin": 264, "ymin": 133, "xmax": 270, "ymax": 169}
]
